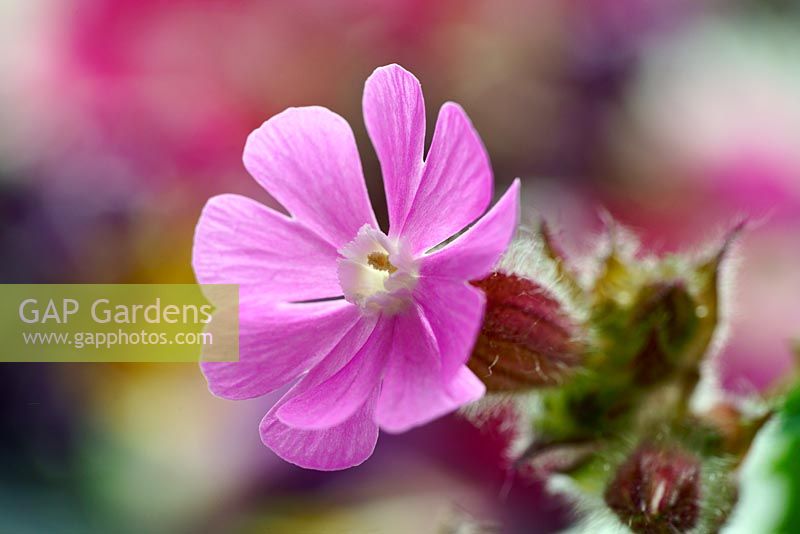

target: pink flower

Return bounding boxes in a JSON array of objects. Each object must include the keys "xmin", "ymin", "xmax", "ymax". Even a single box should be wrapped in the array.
[{"xmin": 193, "ymin": 64, "xmax": 519, "ymax": 470}]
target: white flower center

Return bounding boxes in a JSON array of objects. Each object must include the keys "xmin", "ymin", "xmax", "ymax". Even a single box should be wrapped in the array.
[{"xmin": 337, "ymin": 225, "xmax": 419, "ymax": 315}]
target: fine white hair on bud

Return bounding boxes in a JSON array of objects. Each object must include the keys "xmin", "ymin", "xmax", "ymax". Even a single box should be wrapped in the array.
[{"xmin": 495, "ymin": 226, "xmax": 588, "ymax": 325}]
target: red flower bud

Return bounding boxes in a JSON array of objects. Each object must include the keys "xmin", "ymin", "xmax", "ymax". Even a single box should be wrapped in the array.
[
  {"xmin": 604, "ymin": 442, "xmax": 701, "ymax": 534},
  {"xmin": 469, "ymin": 272, "xmax": 582, "ymax": 391}
]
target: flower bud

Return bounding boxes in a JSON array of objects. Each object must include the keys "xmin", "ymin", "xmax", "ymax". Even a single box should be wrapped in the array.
[
  {"xmin": 604, "ymin": 442, "xmax": 701, "ymax": 533},
  {"xmin": 469, "ymin": 272, "xmax": 582, "ymax": 391},
  {"xmin": 630, "ymin": 281, "xmax": 699, "ymax": 385}
]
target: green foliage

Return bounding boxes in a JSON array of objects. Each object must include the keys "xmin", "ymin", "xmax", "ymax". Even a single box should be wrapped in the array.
[
  {"xmin": 470, "ymin": 221, "xmax": 800, "ymax": 533},
  {"xmin": 725, "ymin": 386, "xmax": 800, "ymax": 533},
  {"xmin": 528, "ymin": 224, "xmax": 725, "ymax": 445}
]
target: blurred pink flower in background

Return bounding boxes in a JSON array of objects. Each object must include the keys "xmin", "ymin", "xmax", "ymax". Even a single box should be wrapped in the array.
[
  {"xmin": 194, "ymin": 65, "xmax": 519, "ymax": 469},
  {"xmin": 51, "ymin": 0, "xmax": 469, "ymax": 183},
  {"xmin": 606, "ymin": 15, "xmax": 800, "ymax": 392},
  {"xmin": 626, "ymin": 17, "xmax": 800, "ymax": 218}
]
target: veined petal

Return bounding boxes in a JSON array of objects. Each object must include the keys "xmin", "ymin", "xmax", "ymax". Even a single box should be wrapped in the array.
[
  {"xmin": 276, "ymin": 316, "xmax": 394, "ymax": 430},
  {"xmin": 261, "ymin": 386, "xmax": 380, "ymax": 471},
  {"xmin": 400, "ymin": 103, "xmax": 493, "ymax": 255},
  {"xmin": 420, "ymin": 180, "xmax": 520, "ymax": 281},
  {"xmin": 244, "ymin": 106, "xmax": 378, "ymax": 248},
  {"xmin": 363, "ymin": 64, "xmax": 425, "ymax": 234},
  {"xmin": 193, "ymin": 194, "xmax": 342, "ymax": 302},
  {"xmin": 201, "ymin": 300, "xmax": 364, "ymax": 400},
  {"xmin": 375, "ymin": 306, "xmax": 485, "ymax": 433},
  {"xmin": 415, "ymin": 278, "xmax": 486, "ymax": 381}
]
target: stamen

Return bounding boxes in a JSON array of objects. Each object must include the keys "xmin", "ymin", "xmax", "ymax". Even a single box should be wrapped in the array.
[
  {"xmin": 338, "ymin": 225, "xmax": 418, "ymax": 315},
  {"xmin": 367, "ymin": 252, "xmax": 397, "ymax": 273}
]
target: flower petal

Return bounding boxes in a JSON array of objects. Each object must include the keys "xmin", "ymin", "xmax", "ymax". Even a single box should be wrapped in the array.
[
  {"xmin": 261, "ymin": 386, "xmax": 380, "ymax": 471},
  {"xmin": 244, "ymin": 106, "xmax": 378, "ymax": 248},
  {"xmin": 276, "ymin": 316, "xmax": 394, "ymax": 430},
  {"xmin": 375, "ymin": 306, "xmax": 485, "ymax": 433},
  {"xmin": 420, "ymin": 180, "xmax": 520, "ymax": 280},
  {"xmin": 401, "ymin": 102, "xmax": 493, "ymax": 254},
  {"xmin": 363, "ymin": 64, "xmax": 425, "ymax": 234},
  {"xmin": 193, "ymin": 194, "xmax": 342, "ymax": 302},
  {"xmin": 201, "ymin": 300, "xmax": 364, "ymax": 400},
  {"xmin": 415, "ymin": 278, "xmax": 486, "ymax": 381}
]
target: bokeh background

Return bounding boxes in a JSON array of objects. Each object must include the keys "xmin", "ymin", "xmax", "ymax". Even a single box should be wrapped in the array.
[{"xmin": 1, "ymin": 1, "xmax": 799, "ymax": 532}]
